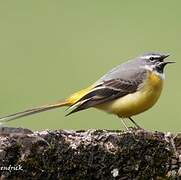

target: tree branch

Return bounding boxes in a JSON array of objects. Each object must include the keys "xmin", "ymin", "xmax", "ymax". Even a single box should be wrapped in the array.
[{"xmin": 0, "ymin": 127, "xmax": 180, "ymax": 179}]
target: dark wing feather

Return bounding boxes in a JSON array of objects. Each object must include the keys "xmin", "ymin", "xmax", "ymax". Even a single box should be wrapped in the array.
[{"xmin": 66, "ymin": 70, "xmax": 147, "ymax": 115}]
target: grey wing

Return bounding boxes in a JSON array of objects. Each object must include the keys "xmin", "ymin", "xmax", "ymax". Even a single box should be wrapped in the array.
[
  {"xmin": 66, "ymin": 68, "xmax": 147, "ymax": 115},
  {"xmin": 94, "ymin": 58, "xmax": 145, "ymax": 85}
]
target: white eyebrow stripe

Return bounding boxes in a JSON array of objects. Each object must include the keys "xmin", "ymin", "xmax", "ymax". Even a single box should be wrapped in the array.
[{"xmin": 141, "ymin": 55, "xmax": 160, "ymax": 59}]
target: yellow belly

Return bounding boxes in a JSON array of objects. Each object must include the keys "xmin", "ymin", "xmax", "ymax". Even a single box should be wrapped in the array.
[{"xmin": 96, "ymin": 71, "xmax": 164, "ymax": 117}]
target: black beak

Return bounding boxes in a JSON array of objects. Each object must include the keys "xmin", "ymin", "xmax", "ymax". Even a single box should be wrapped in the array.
[
  {"xmin": 164, "ymin": 61, "xmax": 175, "ymax": 64},
  {"xmin": 162, "ymin": 54, "xmax": 175, "ymax": 64},
  {"xmin": 161, "ymin": 61, "xmax": 175, "ymax": 66},
  {"xmin": 162, "ymin": 54, "xmax": 170, "ymax": 59}
]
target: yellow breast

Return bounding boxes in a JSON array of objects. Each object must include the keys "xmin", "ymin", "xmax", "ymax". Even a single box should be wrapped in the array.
[{"xmin": 96, "ymin": 71, "xmax": 164, "ymax": 117}]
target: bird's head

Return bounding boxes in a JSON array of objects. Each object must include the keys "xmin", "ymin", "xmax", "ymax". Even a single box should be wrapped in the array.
[{"xmin": 139, "ymin": 52, "xmax": 175, "ymax": 73}]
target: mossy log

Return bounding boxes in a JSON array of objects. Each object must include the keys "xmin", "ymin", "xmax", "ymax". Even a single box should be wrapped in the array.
[{"xmin": 0, "ymin": 127, "xmax": 180, "ymax": 179}]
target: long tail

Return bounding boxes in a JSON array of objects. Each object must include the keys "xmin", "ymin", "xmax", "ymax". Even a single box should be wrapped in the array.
[{"xmin": 0, "ymin": 100, "xmax": 69, "ymax": 123}]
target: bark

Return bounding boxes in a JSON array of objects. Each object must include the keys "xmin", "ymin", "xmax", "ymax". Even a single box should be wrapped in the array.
[{"xmin": 0, "ymin": 127, "xmax": 180, "ymax": 180}]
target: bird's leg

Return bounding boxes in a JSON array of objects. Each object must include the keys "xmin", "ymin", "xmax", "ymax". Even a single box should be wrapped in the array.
[
  {"xmin": 120, "ymin": 119, "xmax": 129, "ymax": 131},
  {"xmin": 128, "ymin": 117, "xmax": 142, "ymax": 129}
]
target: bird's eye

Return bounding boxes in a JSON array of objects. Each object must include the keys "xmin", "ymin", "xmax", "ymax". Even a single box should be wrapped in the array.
[{"xmin": 149, "ymin": 57, "xmax": 155, "ymax": 61}]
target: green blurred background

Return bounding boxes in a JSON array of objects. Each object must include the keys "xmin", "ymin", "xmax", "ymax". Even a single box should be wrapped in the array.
[{"xmin": 0, "ymin": 1, "xmax": 180, "ymax": 132}]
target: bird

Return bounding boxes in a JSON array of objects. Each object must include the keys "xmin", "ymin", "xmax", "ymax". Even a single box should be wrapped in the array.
[{"xmin": 0, "ymin": 52, "xmax": 174, "ymax": 129}]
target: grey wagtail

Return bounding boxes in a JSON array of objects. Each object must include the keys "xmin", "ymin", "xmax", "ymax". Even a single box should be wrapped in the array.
[{"xmin": 0, "ymin": 52, "xmax": 174, "ymax": 129}]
